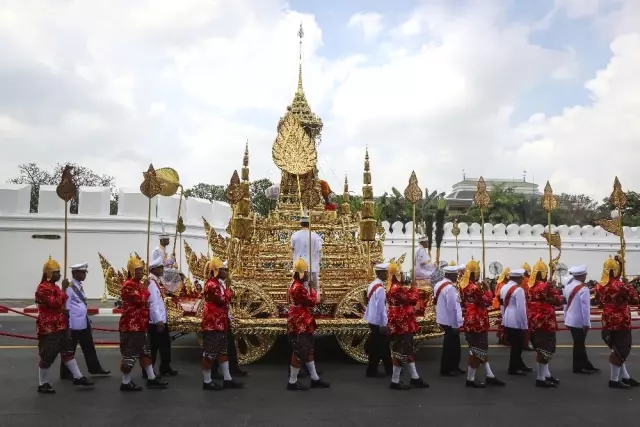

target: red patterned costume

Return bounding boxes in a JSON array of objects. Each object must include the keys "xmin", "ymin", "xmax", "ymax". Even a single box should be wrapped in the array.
[
  {"xmin": 596, "ymin": 277, "xmax": 639, "ymax": 363},
  {"xmin": 200, "ymin": 257, "xmax": 242, "ymax": 390},
  {"xmin": 36, "ymin": 257, "xmax": 91, "ymax": 393},
  {"xmin": 528, "ymin": 259, "xmax": 562, "ymax": 387},
  {"xmin": 286, "ymin": 258, "xmax": 329, "ymax": 391},
  {"xmin": 529, "ymin": 280, "xmax": 563, "ymax": 360},
  {"xmin": 462, "ymin": 280, "xmax": 493, "ymax": 362},
  {"xmin": 119, "ymin": 273, "xmax": 153, "ymax": 374},
  {"xmin": 459, "ymin": 259, "xmax": 504, "ymax": 387}
]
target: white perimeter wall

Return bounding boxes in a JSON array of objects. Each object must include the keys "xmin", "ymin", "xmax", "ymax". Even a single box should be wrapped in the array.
[
  {"xmin": 0, "ymin": 184, "xmax": 637, "ymax": 299},
  {"xmin": 0, "ymin": 185, "xmax": 230, "ymax": 299}
]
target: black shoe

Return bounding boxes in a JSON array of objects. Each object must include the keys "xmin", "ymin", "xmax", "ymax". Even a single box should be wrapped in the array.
[
  {"xmin": 456, "ymin": 368, "xmax": 466, "ymax": 375},
  {"xmin": 521, "ymin": 365, "xmax": 533, "ymax": 372},
  {"xmin": 146, "ymin": 378, "xmax": 168, "ymax": 388},
  {"xmin": 508, "ymin": 369, "xmax": 527, "ymax": 376},
  {"xmin": 609, "ymin": 380, "xmax": 631, "ymax": 389},
  {"xmin": 546, "ymin": 376, "xmax": 560, "ymax": 385},
  {"xmin": 622, "ymin": 378, "xmax": 640, "ymax": 387},
  {"xmin": 311, "ymin": 378, "xmax": 330, "ymax": 388},
  {"xmin": 160, "ymin": 368, "xmax": 179, "ymax": 377},
  {"xmin": 390, "ymin": 381, "xmax": 411, "ymax": 390},
  {"xmin": 287, "ymin": 381, "xmax": 308, "ymax": 391},
  {"xmin": 465, "ymin": 379, "xmax": 486, "ymax": 388},
  {"xmin": 223, "ymin": 380, "xmax": 244, "ymax": 389},
  {"xmin": 89, "ymin": 368, "xmax": 111, "ymax": 376},
  {"xmin": 574, "ymin": 368, "xmax": 595, "ymax": 374},
  {"xmin": 587, "ymin": 366, "xmax": 600, "ymax": 373},
  {"xmin": 410, "ymin": 378, "xmax": 429, "ymax": 388},
  {"xmin": 536, "ymin": 379, "xmax": 556, "ymax": 388},
  {"xmin": 203, "ymin": 381, "xmax": 223, "ymax": 391},
  {"xmin": 120, "ymin": 382, "xmax": 143, "ymax": 391},
  {"xmin": 366, "ymin": 371, "xmax": 386, "ymax": 378},
  {"xmin": 440, "ymin": 370, "xmax": 459, "ymax": 377},
  {"xmin": 37, "ymin": 383, "xmax": 55, "ymax": 394},
  {"xmin": 72, "ymin": 376, "xmax": 94, "ymax": 387},
  {"xmin": 486, "ymin": 376, "xmax": 506, "ymax": 386}
]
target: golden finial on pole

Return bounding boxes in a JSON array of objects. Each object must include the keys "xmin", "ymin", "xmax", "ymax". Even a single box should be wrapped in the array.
[
  {"xmin": 541, "ymin": 181, "xmax": 559, "ymax": 274},
  {"xmin": 140, "ymin": 164, "xmax": 162, "ymax": 273},
  {"xmin": 452, "ymin": 218, "xmax": 460, "ymax": 265},
  {"xmin": 404, "ymin": 171, "xmax": 423, "ymax": 281},
  {"xmin": 56, "ymin": 165, "xmax": 77, "ymax": 281},
  {"xmin": 610, "ymin": 177, "xmax": 628, "ymax": 278},
  {"xmin": 473, "ymin": 177, "xmax": 490, "ymax": 281}
]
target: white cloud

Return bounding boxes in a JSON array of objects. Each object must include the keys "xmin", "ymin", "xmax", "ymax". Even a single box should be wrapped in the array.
[
  {"xmin": 516, "ymin": 33, "xmax": 640, "ymax": 196},
  {"xmin": 0, "ymin": 0, "xmax": 639, "ymax": 204},
  {"xmin": 347, "ymin": 12, "xmax": 384, "ymax": 41},
  {"xmin": 555, "ymin": 0, "xmax": 604, "ymax": 19}
]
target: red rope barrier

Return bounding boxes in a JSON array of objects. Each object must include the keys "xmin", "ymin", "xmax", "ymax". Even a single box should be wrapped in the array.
[
  {"xmin": 0, "ymin": 331, "xmax": 119, "ymax": 345},
  {"xmin": 0, "ymin": 304, "xmax": 119, "ymax": 332}
]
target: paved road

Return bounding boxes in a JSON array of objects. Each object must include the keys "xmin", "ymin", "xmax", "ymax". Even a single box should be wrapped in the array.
[{"xmin": 1, "ymin": 317, "xmax": 639, "ymax": 426}]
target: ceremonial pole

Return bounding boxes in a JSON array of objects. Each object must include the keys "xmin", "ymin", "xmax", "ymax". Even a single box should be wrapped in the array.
[
  {"xmin": 140, "ymin": 164, "xmax": 162, "ymax": 274},
  {"xmin": 610, "ymin": 177, "xmax": 628, "ymax": 278},
  {"xmin": 404, "ymin": 171, "xmax": 423, "ymax": 281},
  {"xmin": 56, "ymin": 165, "xmax": 77, "ymax": 281},
  {"xmin": 452, "ymin": 218, "xmax": 460, "ymax": 265},
  {"xmin": 541, "ymin": 182, "xmax": 558, "ymax": 274},
  {"xmin": 473, "ymin": 177, "xmax": 490, "ymax": 281}
]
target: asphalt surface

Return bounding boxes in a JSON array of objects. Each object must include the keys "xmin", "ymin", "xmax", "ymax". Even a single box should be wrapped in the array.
[{"xmin": 1, "ymin": 317, "xmax": 639, "ymax": 426}]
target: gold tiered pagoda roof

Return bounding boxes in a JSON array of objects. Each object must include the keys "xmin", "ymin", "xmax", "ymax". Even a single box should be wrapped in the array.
[{"xmin": 277, "ymin": 24, "xmax": 323, "ymax": 145}]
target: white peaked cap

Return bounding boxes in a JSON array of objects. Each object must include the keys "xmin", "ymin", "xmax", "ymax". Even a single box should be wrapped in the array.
[
  {"xmin": 374, "ymin": 263, "xmax": 389, "ymax": 271},
  {"xmin": 443, "ymin": 266, "xmax": 459, "ymax": 273},
  {"xmin": 510, "ymin": 268, "xmax": 525, "ymax": 277},
  {"xmin": 70, "ymin": 263, "xmax": 88, "ymax": 271},
  {"xmin": 149, "ymin": 256, "xmax": 165, "ymax": 269},
  {"xmin": 568, "ymin": 265, "xmax": 587, "ymax": 275},
  {"xmin": 418, "ymin": 236, "xmax": 428, "ymax": 243}
]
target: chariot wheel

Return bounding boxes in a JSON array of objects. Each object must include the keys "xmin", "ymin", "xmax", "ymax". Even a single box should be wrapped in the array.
[
  {"xmin": 334, "ymin": 283, "xmax": 370, "ymax": 363},
  {"xmin": 229, "ymin": 281, "xmax": 279, "ymax": 365}
]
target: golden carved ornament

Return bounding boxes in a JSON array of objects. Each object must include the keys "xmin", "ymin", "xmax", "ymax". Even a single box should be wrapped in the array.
[
  {"xmin": 176, "ymin": 216, "xmax": 186, "ymax": 234},
  {"xmin": 451, "ymin": 219, "xmax": 460, "ymax": 237},
  {"xmin": 272, "ymin": 113, "xmax": 317, "ymax": 176},
  {"xmin": 403, "ymin": 171, "xmax": 423, "ymax": 205},
  {"xmin": 225, "ymin": 170, "xmax": 243, "ymax": 205},
  {"xmin": 300, "ymin": 174, "xmax": 322, "ymax": 209},
  {"xmin": 473, "ymin": 176, "xmax": 490, "ymax": 209},
  {"xmin": 541, "ymin": 181, "xmax": 558, "ymax": 212},
  {"xmin": 56, "ymin": 165, "xmax": 77, "ymax": 202},
  {"xmin": 610, "ymin": 176, "xmax": 627, "ymax": 209},
  {"xmin": 140, "ymin": 164, "xmax": 163, "ymax": 199},
  {"xmin": 596, "ymin": 218, "xmax": 622, "ymax": 237}
]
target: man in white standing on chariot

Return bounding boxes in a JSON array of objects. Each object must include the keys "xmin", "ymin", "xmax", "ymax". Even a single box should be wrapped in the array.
[
  {"xmin": 151, "ymin": 224, "xmax": 183, "ymax": 295},
  {"xmin": 290, "ymin": 215, "xmax": 323, "ymax": 298}
]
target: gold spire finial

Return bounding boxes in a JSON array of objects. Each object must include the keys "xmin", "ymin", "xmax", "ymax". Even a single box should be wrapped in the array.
[{"xmin": 297, "ymin": 23, "xmax": 304, "ymax": 93}]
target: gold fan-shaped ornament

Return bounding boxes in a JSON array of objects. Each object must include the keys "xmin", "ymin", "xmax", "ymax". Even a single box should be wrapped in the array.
[
  {"xmin": 541, "ymin": 181, "xmax": 558, "ymax": 212},
  {"xmin": 56, "ymin": 165, "xmax": 77, "ymax": 202},
  {"xmin": 225, "ymin": 170, "xmax": 243, "ymax": 205},
  {"xmin": 140, "ymin": 164, "xmax": 163, "ymax": 199},
  {"xmin": 473, "ymin": 177, "xmax": 490, "ymax": 209},
  {"xmin": 155, "ymin": 167, "xmax": 181, "ymax": 197},
  {"xmin": 404, "ymin": 171, "xmax": 422, "ymax": 205},
  {"xmin": 272, "ymin": 114, "xmax": 317, "ymax": 176}
]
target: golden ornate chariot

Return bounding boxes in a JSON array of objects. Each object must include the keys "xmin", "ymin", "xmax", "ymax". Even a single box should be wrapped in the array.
[{"xmin": 99, "ymin": 30, "xmax": 440, "ymax": 364}]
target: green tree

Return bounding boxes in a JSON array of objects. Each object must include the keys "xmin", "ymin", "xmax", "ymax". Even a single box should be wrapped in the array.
[
  {"xmin": 250, "ymin": 178, "xmax": 274, "ymax": 217},
  {"xmin": 183, "ymin": 179, "xmax": 275, "ymax": 217},
  {"xmin": 183, "ymin": 183, "xmax": 226, "ymax": 202},
  {"xmin": 7, "ymin": 163, "xmax": 116, "ymax": 213},
  {"xmin": 597, "ymin": 191, "xmax": 640, "ymax": 226}
]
